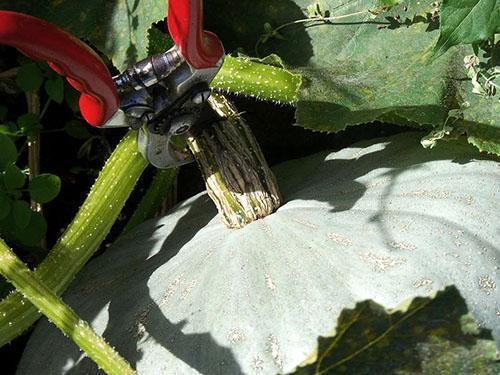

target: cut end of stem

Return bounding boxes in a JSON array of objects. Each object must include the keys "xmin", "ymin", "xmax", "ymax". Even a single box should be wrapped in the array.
[{"xmin": 187, "ymin": 94, "xmax": 282, "ymax": 229}]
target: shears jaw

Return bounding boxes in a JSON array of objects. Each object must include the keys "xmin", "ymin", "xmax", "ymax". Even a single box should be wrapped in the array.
[
  {"xmin": 101, "ymin": 109, "xmax": 129, "ymax": 128},
  {"xmin": 137, "ymin": 128, "xmax": 193, "ymax": 169},
  {"xmin": 136, "ymin": 58, "xmax": 224, "ymax": 169}
]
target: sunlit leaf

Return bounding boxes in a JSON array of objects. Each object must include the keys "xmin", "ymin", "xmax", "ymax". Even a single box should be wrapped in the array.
[{"xmin": 432, "ymin": 0, "xmax": 500, "ymax": 59}]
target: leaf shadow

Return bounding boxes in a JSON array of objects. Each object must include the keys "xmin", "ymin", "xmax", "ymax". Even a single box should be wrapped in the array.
[
  {"xmin": 294, "ymin": 287, "xmax": 497, "ymax": 374},
  {"xmin": 275, "ymin": 131, "xmax": 500, "ymax": 345},
  {"xmin": 205, "ymin": 0, "xmax": 314, "ymax": 65}
]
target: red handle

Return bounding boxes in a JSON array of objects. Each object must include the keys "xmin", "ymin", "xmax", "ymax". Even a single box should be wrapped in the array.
[
  {"xmin": 168, "ymin": 0, "xmax": 223, "ymax": 69},
  {"xmin": 0, "ymin": 11, "xmax": 119, "ymax": 127}
]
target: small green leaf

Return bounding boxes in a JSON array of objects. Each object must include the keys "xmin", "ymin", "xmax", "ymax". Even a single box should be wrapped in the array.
[
  {"xmin": 17, "ymin": 211, "xmax": 47, "ymax": 246},
  {"xmin": 432, "ymin": 0, "xmax": 500, "ymax": 59},
  {"xmin": 17, "ymin": 113, "xmax": 42, "ymax": 135},
  {"xmin": 28, "ymin": 174, "xmax": 61, "ymax": 203},
  {"xmin": 2, "ymin": 0, "xmax": 167, "ymax": 71},
  {"xmin": 0, "ymin": 192, "xmax": 12, "ymax": 221},
  {"xmin": 44, "ymin": 76, "xmax": 64, "ymax": 104},
  {"xmin": 0, "ymin": 105, "xmax": 7, "ymax": 122},
  {"xmin": 64, "ymin": 87, "xmax": 80, "ymax": 113},
  {"xmin": 64, "ymin": 120, "xmax": 91, "ymax": 140},
  {"xmin": 0, "ymin": 122, "xmax": 19, "ymax": 137},
  {"xmin": 16, "ymin": 63, "xmax": 44, "ymax": 92},
  {"xmin": 12, "ymin": 200, "xmax": 32, "ymax": 229},
  {"xmin": 0, "ymin": 134, "xmax": 17, "ymax": 171},
  {"xmin": 4, "ymin": 164, "xmax": 26, "ymax": 190},
  {"xmin": 147, "ymin": 27, "xmax": 174, "ymax": 56}
]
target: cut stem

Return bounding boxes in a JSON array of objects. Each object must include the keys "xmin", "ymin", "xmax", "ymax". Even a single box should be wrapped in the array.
[
  {"xmin": 0, "ymin": 130, "xmax": 148, "ymax": 347},
  {"xmin": 0, "ymin": 239, "xmax": 135, "ymax": 375},
  {"xmin": 187, "ymin": 94, "xmax": 282, "ymax": 228},
  {"xmin": 211, "ymin": 56, "xmax": 302, "ymax": 105}
]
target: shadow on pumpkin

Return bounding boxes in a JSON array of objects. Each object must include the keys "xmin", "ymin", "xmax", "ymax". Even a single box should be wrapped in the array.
[
  {"xmin": 100, "ymin": 195, "xmax": 244, "ymax": 374},
  {"xmin": 276, "ymin": 131, "xmax": 499, "ymax": 260},
  {"xmin": 34, "ymin": 195, "xmax": 242, "ymax": 374},
  {"xmin": 277, "ymin": 131, "xmax": 495, "ymax": 213}
]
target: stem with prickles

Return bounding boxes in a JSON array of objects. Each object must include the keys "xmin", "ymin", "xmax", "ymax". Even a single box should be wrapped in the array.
[
  {"xmin": 0, "ymin": 238, "xmax": 135, "ymax": 375},
  {"xmin": 187, "ymin": 94, "xmax": 282, "ymax": 228},
  {"xmin": 0, "ymin": 130, "xmax": 148, "ymax": 347},
  {"xmin": 212, "ymin": 56, "xmax": 301, "ymax": 105}
]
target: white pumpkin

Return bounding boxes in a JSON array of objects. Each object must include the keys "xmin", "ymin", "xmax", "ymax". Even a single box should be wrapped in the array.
[{"xmin": 18, "ymin": 133, "xmax": 499, "ymax": 374}]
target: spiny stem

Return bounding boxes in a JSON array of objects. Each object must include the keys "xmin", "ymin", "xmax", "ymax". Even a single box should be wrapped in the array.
[
  {"xmin": 212, "ymin": 56, "xmax": 301, "ymax": 105},
  {"xmin": 0, "ymin": 130, "xmax": 148, "ymax": 347},
  {"xmin": 0, "ymin": 238, "xmax": 135, "ymax": 375}
]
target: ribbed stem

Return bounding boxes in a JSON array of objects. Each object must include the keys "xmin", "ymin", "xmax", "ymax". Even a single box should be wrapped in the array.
[
  {"xmin": 0, "ymin": 130, "xmax": 148, "ymax": 346},
  {"xmin": 0, "ymin": 239, "xmax": 135, "ymax": 375},
  {"xmin": 212, "ymin": 56, "xmax": 302, "ymax": 105},
  {"xmin": 187, "ymin": 94, "xmax": 282, "ymax": 228}
]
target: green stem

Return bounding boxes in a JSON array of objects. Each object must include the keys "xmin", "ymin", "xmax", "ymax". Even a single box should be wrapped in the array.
[
  {"xmin": 122, "ymin": 167, "xmax": 178, "ymax": 234},
  {"xmin": 212, "ymin": 56, "xmax": 302, "ymax": 105},
  {"xmin": 0, "ymin": 130, "xmax": 148, "ymax": 347},
  {"xmin": 0, "ymin": 239, "xmax": 135, "ymax": 375}
]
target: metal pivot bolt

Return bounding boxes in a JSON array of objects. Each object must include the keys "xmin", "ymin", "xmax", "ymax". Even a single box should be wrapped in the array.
[
  {"xmin": 191, "ymin": 83, "xmax": 211, "ymax": 104},
  {"xmin": 171, "ymin": 114, "xmax": 196, "ymax": 135}
]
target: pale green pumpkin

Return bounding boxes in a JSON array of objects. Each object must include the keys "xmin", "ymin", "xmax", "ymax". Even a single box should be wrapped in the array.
[{"xmin": 18, "ymin": 133, "xmax": 499, "ymax": 374}]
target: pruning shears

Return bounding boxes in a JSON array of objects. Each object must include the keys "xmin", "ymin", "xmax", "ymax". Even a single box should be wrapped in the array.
[{"xmin": 0, "ymin": 0, "xmax": 224, "ymax": 168}]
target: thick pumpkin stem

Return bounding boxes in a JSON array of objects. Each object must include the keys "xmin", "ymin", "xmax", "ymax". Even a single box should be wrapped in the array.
[{"xmin": 187, "ymin": 94, "xmax": 282, "ymax": 228}]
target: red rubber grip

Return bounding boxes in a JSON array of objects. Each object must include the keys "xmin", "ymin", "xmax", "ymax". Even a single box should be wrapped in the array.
[
  {"xmin": 168, "ymin": 0, "xmax": 223, "ymax": 69},
  {"xmin": 0, "ymin": 11, "xmax": 119, "ymax": 127}
]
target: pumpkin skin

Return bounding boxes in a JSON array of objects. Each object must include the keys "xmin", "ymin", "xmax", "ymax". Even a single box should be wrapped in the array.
[{"xmin": 18, "ymin": 133, "xmax": 499, "ymax": 374}]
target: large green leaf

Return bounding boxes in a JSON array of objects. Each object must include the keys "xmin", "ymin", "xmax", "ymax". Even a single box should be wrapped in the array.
[
  {"xmin": 0, "ymin": 0, "xmax": 167, "ymax": 70},
  {"xmin": 204, "ymin": 0, "xmax": 499, "ymax": 152},
  {"xmin": 455, "ymin": 89, "xmax": 500, "ymax": 155},
  {"xmin": 432, "ymin": 0, "xmax": 500, "ymax": 59},
  {"xmin": 292, "ymin": 287, "xmax": 499, "ymax": 374}
]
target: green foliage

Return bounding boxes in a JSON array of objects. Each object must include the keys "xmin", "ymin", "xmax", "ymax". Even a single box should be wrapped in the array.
[
  {"xmin": 205, "ymin": 0, "xmax": 499, "ymax": 154},
  {"xmin": 432, "ymin": 0, "xmax": 500, "ymax": 59},
  {"xmin": 0, "ymin": 135, "xmax": 17, "ymax": 170},
  {"xmin": 0, "ymin": 133, "xmax": 59, "ymax": 246},
  {"xmin": 15, "ymin": 62, "xmax": 43, "ymax": 92},
  {"xmin": 4, "ymin": 164, "xmax": 26, "ymax": 190},
  {"xmin": 0, "ymin": 0, "xmax": 168, "ymax": 70},
  {"xmin": 63, "ymin": 120, "xmax": 92, "ymax": 140},
  {"xmin": 17, "ymin": 113, "xmax": 41, "ymax": 136},
  {"xmin": 12, "ymin": 201, "xmax": 31, "ymax": 229},
  {"xmin": 0, "ymin": 131, "xmax": 148, "ymax": 347},
  {"xmin": 28, "ymin": 174, "xmax": 61, "ymax": 204},
  {"xmin": 292, "ymin": 287, "xmax": 499, "ymax": 374},
  {"xmin": 0, "ymin": 166, "xmax": 59, "ymax": 246},
  {"xmin": 44, "ymin": 76, "xmax": 64, "ymax": 104}
]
